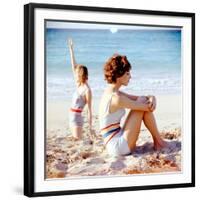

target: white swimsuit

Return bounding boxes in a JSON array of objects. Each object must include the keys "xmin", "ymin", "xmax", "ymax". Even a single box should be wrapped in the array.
[
  {"xmin": 69, "ymin": 86, "xmax": 87, "ymax": 127},
  {"xmin": 99, "ymin": 93, "xmax": 131, "ymax": 156}
]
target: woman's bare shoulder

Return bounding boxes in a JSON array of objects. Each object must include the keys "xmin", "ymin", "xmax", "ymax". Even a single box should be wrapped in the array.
[
  {"xmin": 85, "ymin": 84, "xmax": 91, "ymax": 92},
  {"xmin": 109, "ymin": 91, "xmax": 122, "ymax": 105}
]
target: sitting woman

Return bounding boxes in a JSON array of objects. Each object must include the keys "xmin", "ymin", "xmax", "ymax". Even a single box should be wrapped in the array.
[{"xmin": 99, "ymin": 54, "xmax": 167, "ymax": 156}]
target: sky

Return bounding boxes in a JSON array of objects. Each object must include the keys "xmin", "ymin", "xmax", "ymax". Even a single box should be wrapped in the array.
[{"xmin": 46, "ymin": 21, "xmax": 181, "ymax": 31}]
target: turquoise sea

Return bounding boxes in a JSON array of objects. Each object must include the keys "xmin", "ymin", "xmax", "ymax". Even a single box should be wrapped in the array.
[{"xmin": 46, "ymin": 25, "xmax": 181, "ymax": 100}]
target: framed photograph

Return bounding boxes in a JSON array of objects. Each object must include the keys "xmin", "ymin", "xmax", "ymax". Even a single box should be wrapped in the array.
[{"xmin": 24, "ymin": 3, "xmax": 195, "ymax": 197}]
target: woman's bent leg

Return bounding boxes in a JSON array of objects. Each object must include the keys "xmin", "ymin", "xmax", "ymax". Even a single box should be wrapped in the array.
[
  {"xmin": 143, "ymin": 111, "xmax": 167, "ymax": 150},
  {"xmin": 122, "ymin": 110, "xmax": 144, "ymax": 151}
]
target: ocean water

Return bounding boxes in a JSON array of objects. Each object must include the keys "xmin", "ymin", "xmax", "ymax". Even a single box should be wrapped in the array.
[{"xmin": 46, "ymin": 27, "xmax": 181, "ymax": 101}]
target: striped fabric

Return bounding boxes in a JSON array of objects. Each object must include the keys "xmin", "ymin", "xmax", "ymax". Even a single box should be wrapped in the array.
[
  {"xmin": 70, "ymin": 108, "xmax": 83, "ymax": 113},
  {"xmin": 100, "ymin": 122, "xmax": 121, "ymax": 145}
]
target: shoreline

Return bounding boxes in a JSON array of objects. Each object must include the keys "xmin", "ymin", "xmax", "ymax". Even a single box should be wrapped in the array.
[{"xmin": 47, "ymin": 94, "xmax": 181, "ymax": 132}]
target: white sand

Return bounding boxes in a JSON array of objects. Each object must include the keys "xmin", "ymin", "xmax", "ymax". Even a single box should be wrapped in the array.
[{"xmin": 46, "ymin": 94, "xmax": 182, "ymax": 178}]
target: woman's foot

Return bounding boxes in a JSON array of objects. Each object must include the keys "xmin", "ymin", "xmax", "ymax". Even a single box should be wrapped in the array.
[{"xmin": 153, "ymin": 139, "xmax": 168, "ymax": 151}]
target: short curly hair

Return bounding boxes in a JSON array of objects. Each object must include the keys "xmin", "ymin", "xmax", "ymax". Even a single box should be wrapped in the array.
[
  {"xmin": 104, "ymin": 54, "xmax": 132, "ymax": 83},
  {"xmin": 76, "ymin": 65, "xmax": 88, "ymax": 83}
]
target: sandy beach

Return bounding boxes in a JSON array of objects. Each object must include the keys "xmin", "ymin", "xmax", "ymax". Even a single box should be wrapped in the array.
[{"xmin": 46, "ymin": 95, "xmax": 182, "ymax": 178}]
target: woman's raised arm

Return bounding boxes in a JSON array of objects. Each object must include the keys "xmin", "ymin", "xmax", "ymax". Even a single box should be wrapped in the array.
[{"xmin": 68, "ymin": 38, "xmax": 77, "ymax": 77}]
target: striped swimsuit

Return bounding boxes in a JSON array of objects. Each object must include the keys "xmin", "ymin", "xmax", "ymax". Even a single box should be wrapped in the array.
[
  {"xmin": 99, "ymin": 93, "xmax": 131, "ymax": 156},
  {"xmin": 69, "ymin": 86, "xmax": 87, "ymax": 127}
]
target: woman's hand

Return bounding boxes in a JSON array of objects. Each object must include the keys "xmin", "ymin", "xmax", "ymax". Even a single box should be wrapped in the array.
[
  {"xmin": 89, "ymin": 128, "xmax": 97, "ymax": 140},
  {"xmin": 137, "ymin": 96, "xmax": 148, "ymax": 104},
  {"xmin": 147, "ymin": 95, "xmax": 156, "ymax": 112},
  {"xmin": 68, "ymin": 38, "xmax": 73, "ymax": 49}
]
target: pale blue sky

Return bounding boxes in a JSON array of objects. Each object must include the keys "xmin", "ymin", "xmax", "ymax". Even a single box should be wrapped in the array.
[{"xmin": 46, "ymin": 21, "xmax": 181, "ymax": 31}]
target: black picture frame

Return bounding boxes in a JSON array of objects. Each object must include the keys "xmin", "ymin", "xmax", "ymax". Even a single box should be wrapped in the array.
[{"xmin": 24, "ymin": 3, "xmax": 195, "ymax": 197}]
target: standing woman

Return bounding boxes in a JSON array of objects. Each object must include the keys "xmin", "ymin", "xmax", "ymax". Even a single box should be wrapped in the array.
[
  {"xmin": 99, "ymin": 54, "xmax": 167, "ymax": 156},
  {"xmin": 68, "ymin": 38, "xmax": 92, "ymax": 140}
]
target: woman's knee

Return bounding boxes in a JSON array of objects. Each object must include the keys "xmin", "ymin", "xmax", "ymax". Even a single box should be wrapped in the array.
[{"xmin": 127, "ymin": 109, "xmax": 144, "ymax": 119}]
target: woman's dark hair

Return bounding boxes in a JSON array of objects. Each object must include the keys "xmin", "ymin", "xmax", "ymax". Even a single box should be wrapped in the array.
[
  {"xmin": 76, "ymin": 65, "xmax": 88, "ymax": 83},
  {"xmin": 104, "ymin": 54, "xmax": 132, "ymax": 83}
]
